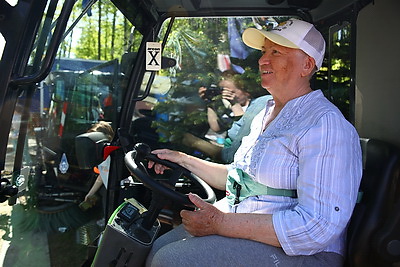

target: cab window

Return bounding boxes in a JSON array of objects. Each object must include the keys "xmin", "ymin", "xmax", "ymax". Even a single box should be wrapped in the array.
[
  {"xmin": 3, "ymin": 1, "xmax": 143, "ymax": 265},
  {"xmin": 315, "ymin": 21, "xmax": 352, "ymax": 121}
]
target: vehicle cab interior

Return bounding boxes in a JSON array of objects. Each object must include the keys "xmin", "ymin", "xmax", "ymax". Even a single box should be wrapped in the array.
[{"xmin": 0, "ymin": 0, "xmax": 399, "ymax": 266}]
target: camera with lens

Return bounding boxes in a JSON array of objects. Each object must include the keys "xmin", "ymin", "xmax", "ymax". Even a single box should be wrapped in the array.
[{"xmin": 204, "ymin": 84, "xmax": 222, "ymax": 102}]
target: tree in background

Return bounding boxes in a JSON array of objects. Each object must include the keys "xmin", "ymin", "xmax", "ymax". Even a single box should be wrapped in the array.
[
  {"xmin": 57, "ymin": 0, "xmax": 134, "ymax": 61},
  {"xmin": 315, "ymin": 23, "xmax": 351, "ymax": 120}
]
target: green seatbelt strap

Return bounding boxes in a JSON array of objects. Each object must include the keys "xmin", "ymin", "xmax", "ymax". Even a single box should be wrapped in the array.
[
  {"xmin": 223, "ymin": 137, "xmax": 232, "ymax": 148},
  {"xmin": 226, "ymin": 168, "xmax": 297, "ymax": 206}
]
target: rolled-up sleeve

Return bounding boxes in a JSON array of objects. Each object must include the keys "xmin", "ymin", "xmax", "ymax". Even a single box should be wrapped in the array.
[{"xmin": 273, "ymin": 112, "xmax": 363, "ymax": 255}]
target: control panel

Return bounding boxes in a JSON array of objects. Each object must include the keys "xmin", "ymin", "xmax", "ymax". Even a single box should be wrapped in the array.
[{"xmin": 111, "ymin": 199, "xmax": 160, "ymax": 245}]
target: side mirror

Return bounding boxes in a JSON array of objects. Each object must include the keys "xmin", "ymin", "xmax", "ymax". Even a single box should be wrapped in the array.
[{"xmin": 75, "ymin": 132, "xmax": 109, "ymax": 169}]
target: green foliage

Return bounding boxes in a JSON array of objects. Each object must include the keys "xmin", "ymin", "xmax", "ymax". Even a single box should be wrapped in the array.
[
  {"xmin": 58, "ymin": 0, "xmax": 134, "ymax": 60},
  {"xmin": 315, "ymin": 24, "xmax": 351, "ymax": 119},
  {"xmin": 162, "ymin": 17, "xmax": 228, "ymax": 74},
  {"xmin": 151, "ymin": 97, "xmax": 208, "ymax": 144}
]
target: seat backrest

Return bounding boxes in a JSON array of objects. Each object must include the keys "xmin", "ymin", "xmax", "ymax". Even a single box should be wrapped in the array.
[{"xmin": 346, "ymin": 138, "xmax": 400, "ymax": 266}]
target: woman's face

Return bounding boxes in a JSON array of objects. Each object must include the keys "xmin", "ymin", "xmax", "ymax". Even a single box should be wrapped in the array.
[{"xmin": 258, "ymin": 38, "xmax": 309, "ymax": 95}]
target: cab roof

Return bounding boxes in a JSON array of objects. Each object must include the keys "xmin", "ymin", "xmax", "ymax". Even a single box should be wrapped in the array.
[{"xmin": 112, "ymin": 0, "xmax": 370, "ymax": 34}]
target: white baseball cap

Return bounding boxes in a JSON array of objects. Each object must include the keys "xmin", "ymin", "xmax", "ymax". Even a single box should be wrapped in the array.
[{"xmin": 242, "ymin": 19, "xmax": 326, "ymax": 70}]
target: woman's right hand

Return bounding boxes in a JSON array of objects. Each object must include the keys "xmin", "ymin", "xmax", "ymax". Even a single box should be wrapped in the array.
[{"xmin": 147, "ymin": 149, "xmax": 187, "ymax": 174}]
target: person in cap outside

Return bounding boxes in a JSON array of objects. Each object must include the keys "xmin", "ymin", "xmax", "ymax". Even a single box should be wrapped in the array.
[{"xmin": 145, "ymin": 18, "xmax": 362, "ymax": 266}]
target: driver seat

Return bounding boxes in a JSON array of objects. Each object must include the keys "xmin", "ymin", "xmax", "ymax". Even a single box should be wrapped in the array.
[{"xmin": 345, "ymin": 138, "xmax": 400, "ymax": 266}]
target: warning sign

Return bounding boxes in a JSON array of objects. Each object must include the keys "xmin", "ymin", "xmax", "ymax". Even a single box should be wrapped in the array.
[{"xmin": 146, "ymin": 42, "xmax": 162, "ymax": 71}]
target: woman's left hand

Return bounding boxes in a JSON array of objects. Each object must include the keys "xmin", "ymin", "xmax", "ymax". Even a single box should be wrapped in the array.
[{"xmin": 180, "ymin": 193, "xmax": 224, "ymax": 236}]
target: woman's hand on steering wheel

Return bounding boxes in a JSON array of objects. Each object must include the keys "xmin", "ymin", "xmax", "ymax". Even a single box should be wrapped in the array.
[
  {"xmin": 147, "ymin": 149, "xmax": 186, "ymax": 174},
  {"xmin": 125, "ymin": 143, "xmax": 216, "ymax": 206}
]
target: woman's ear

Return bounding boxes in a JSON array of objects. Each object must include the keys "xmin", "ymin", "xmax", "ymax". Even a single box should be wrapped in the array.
[{"xmin": 301, "ymin": 55, "xmax": 316, "ymax": 77}]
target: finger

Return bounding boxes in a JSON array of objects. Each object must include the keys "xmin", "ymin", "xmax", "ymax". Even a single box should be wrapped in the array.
[
  {"xmin": 222, "ymin": 88, "xmax": 234, "ymax": 94},
  {"xmin": 222, "ymin": 92, "xmax": 234, "ymax": 100},
  {"xmin": 180, "ymin": 209, "xmax": 191, "ymax": 218},
  {"xmin": 147, "ymin": 161, "xmax": 154, "ymax": 169},
  {"xmin": 152, "ymin": 150, "xmax": 173, "ymax": 161},
  {"xmin": 188, "ymin": 193, "xmax": 209, "ymax": 210},
  {"xmin": 154, "ymin": 164, "xmax": 165, "ymax": 174},
  {"xmin": 180, "ymin": 209, "xmax": 197, "ymax": 224},
  {"xmin": 151, "ymin": 149, "xmax": 170, "ymax": 155}
]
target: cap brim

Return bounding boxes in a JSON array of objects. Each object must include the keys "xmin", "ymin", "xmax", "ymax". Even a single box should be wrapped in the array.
[{"xmin": 242, "ymin": 28, "xmax": 299, "ymax": 50}]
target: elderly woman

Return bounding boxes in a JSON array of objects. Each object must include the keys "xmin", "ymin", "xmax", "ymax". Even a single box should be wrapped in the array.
[{"xmin": 146, "ymin": 19, "xmax": 362, "ymax": 267}]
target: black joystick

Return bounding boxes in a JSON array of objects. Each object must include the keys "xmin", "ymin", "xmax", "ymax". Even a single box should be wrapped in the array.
[{"xmin": 134, "ymin": 143, "xmax": 152, "ymax": 161}]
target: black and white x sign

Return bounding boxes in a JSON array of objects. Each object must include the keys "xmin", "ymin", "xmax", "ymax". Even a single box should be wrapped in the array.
[{"xmin": 146, "ymin": 42, "xmax": 162, "ymax": 71}]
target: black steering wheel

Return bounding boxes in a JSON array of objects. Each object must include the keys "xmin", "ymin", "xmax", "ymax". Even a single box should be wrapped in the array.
[{"xmin": 124, "ymin": 143, "xmax": 216, "ymax": 207}]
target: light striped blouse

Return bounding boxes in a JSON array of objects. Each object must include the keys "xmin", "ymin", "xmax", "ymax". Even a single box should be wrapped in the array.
[{"xmin": 227, "ymin": 89, "xmax": 363, "ymax": 256}]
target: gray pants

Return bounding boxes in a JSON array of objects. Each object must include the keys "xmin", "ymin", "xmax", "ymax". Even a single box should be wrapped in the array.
[{"xmin": 146, "ymin": 225, "xmax": 344, "ymax": 267}]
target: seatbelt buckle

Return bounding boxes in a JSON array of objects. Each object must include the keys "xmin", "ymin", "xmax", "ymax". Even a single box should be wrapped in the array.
[{"xmin": 233, "ymin": 181, "xmax": 242, "ymax": 205}]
